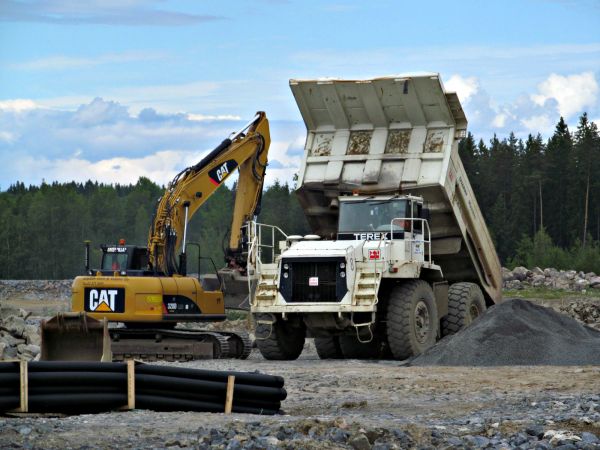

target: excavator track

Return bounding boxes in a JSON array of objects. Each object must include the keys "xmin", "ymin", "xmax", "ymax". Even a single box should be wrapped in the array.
[
  {"xmin": 108, "ymin": 328, "xmax": 251, "ymax": 362},
  {"xmin": 218, "ymin": 331, "xmax": 253, "ymax": 360}
]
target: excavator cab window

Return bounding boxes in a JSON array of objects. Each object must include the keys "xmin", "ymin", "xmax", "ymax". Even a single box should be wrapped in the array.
[{"xmin": 102, "ymin": 252, "xmax": 128, "ymax": 271}]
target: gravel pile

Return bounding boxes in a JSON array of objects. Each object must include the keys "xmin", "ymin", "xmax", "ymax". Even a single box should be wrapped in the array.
[
  {"xmin": 413, "ymin": 299, "xmax": 600, "ymax": 366},
  {"xmin": 0, "ymin": 307, "xmax": 40, "ymax": 360}
]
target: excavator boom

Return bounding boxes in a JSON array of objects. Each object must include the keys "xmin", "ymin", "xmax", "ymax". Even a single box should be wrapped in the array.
[{"xmin": 149, "ymin": 112, "xmax": 270, "ymax": 275}]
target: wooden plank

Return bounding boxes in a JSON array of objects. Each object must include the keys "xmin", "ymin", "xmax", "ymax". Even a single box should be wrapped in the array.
[
  {"xmin": 224, "ymin": 375, "xmax": 235, "ymax": 414},
  {"xmin": 127, "ymin": 360, "xmax": 135, "ymax": 410},
  {"xmin": 20, "ymin": 360, "xmax": 28, "ymax": 413}
]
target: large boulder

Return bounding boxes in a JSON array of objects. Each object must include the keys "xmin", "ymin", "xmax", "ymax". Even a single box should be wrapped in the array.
[
  {"xmin": 505, "ymin": 280, "xmax": 523, "ymax": 290},
  {"xmin": 512, "ymin": 266, "xmax": 529, "ymax": 281},
  {"xmin": 531, "ymin": 274, "xmax": 546, "ymax": 287},
  {"xmin": 1, "ymin": 315, "xmax": 26, "ymax": 338}
]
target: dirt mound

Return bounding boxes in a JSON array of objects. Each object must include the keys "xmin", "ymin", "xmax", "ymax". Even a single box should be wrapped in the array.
[{"xmin": 412, "ymin": 299, "xmax": 600, "ymax": 366}]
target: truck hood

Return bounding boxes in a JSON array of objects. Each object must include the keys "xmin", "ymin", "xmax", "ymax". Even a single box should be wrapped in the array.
[{"xmin": 283, "ymin": 240, "xmax": 364, "ymax": 259}]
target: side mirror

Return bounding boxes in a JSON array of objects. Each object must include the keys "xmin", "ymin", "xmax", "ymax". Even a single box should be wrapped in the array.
[{"xmin": 420, "ymin": 207, "xmax": 431, "ymax": 222}]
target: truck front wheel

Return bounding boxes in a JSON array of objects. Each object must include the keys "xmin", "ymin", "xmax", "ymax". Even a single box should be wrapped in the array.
[
  {"xmin": 386, "ymin": 280, "xmax": 438, "ymax": 360},
  {"xmin": 441, "ymin": 282, "xmax": 486, "ymax": 336},
  {"xmin": 254, "ymin": 315, "xmax": 305, "ymax": 360},
  {"xmin": 314, "ymin": 336, "xmax": 343, "ymax": 359}
]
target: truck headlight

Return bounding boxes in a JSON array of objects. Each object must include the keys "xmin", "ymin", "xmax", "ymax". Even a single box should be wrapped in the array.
[
  {"xmin": 340, "ymin": 271, "xmax": 346, "ymax": 278},
  {"xmin": 283, "ymin": 263, "xmax": 289, "ymax": 270},
  {"xmin": 283, "ymin": 272, "xmax": 289, "ymax": 279},
  {"xmin": 340, "ymin": 262, "xmax": 345, "ymax": 269}
]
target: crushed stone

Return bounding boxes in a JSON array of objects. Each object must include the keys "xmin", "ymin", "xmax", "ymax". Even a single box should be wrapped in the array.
[{"xmin": 412, "ymin": 299, "xmax": 600, "ymax": 366}]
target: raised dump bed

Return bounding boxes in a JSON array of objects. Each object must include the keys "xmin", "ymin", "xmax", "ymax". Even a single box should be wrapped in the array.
[{"xmin": 289, "ymin": 74, "xmax": 501, "ymax": 303}]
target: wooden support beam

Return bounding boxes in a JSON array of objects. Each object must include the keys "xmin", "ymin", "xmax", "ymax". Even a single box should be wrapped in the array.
[
  {"xmin": 126, "ymin": 360, "xmax": 135, "ymax": 410},
  {"xmin": 20, "ymin": 360, "xmax": 28, "ymax": 413},
  {"xmin": 225, "ymin": 375, "xmax": 235, "ymax": 414}
]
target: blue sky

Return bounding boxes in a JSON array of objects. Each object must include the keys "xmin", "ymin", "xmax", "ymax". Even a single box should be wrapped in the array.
[{"xmin": 0, "ymin": 0, "xmax": 599, "ymax": 188}]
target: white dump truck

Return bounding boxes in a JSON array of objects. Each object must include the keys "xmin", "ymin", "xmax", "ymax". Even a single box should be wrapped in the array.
[{"xmin": 250, "ymin": 74, "xmax": 502, "ymax": 360}]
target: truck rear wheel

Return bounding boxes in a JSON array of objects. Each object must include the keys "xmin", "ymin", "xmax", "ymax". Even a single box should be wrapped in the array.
[
  {"xmin": 386, "ymin": 280, "xmax": 438, "ymax": 360},
  {"xmin": 441, "ymin": 282, "xmax": 486, "ymax": 336},
  {"xmin": 314, "ymin": 336, "xmax": 343, "ymax": 359},
  {"xmin": 338, "ymin": 334, "xmax": 385, "ymax": 359},
  {"xmin": 254, "ymin": 315, "xmax": 305, "ymax": 360}
]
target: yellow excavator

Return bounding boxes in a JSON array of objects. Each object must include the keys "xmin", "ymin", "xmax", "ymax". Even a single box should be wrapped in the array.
[{"xmin": 41, "ymin": 112, "xmax": 270, "ymax": 361}]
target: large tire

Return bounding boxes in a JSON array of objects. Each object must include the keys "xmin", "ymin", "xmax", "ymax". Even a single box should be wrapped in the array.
[
  {"xmin": 314, "ymin": 336, "xmax": 343, "ymax": 359},
  {"xmin": 338, "ymin": 334, "xmax": 385, "ymax": 359},
  {"xmin": 441, "ymin": 282, "xmax": 486, "ymax": 336},
  {"xmin": 254, "ymin": 315, "xmax": 305, "ymax": 360},
  {"xmin": 386, "ymin": 280, "xmax": 438, "ymax": 360}
]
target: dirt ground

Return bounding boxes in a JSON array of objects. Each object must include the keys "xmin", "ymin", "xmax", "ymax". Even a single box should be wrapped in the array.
[{"xmin": 1, "ymin": 296, "xmax": 600, "ymax": 449}]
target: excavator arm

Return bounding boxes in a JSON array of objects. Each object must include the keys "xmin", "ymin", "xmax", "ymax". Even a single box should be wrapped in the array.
[{"xmin": 148, "ymin": 112, "xmax": 270, "ymax": 275}]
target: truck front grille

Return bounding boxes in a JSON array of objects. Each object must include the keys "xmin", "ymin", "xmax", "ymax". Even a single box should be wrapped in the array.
[{"xmin": 279, "ymin": 258, "xmax": 347, "ymax": 303}]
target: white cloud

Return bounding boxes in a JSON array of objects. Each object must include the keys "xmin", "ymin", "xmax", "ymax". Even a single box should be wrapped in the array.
[
  {"xmin": 492, "ymin": 113, "xmax": 507, "ymax": 128},
  {"xmin": 0, "ymin": 0, "xmax": 223, "ymax": 26},
  {"xmin": 0, "ymin": 131, "xmax": 16, "ymax": 143},
  {"xmin": 450, "ymin": 71, "xmax": 600, "ymax": 138},
  {"xmin": 10, "ymin": 51, "xmax": 166, "ymax": 71},
  {"xmin": 0, "ymin": 99, "xmax": 39, "ymax": 112},
  {"xmin": 187, "ymin": 114, "xmax": 242, "ymax": 121},
  {"xmin": 13, "ymin": 150, "xmax": 199, "ymax": 186},
  {"xmin": 0, "ymin": 98, "xmax": 305, "ymax": 188},
  {"xmin": 521, "ymin": 114, "xmax": 554, "ymax": 133},
  {"xmin": 531, "ymin": 72, "xmax": 598, "ymax": 119},
  {"xmin": 445, "ymin": 75, "xmax": 480, "ymax": 103}
]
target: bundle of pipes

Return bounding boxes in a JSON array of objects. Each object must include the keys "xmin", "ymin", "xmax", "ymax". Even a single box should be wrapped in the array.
[{"xmin": 0, "ymin": 361, "xmax": 286, "ymax": 415}]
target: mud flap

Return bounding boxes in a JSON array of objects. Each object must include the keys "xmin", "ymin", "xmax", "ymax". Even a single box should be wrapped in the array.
[{"xmin": 40, "ymin": 312, "xmax": 112, "ymax": 362}]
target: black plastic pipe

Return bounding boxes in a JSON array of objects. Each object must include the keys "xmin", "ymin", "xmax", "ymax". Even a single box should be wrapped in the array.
[
  {"xmin": 28, "ymin": 361, "xmax": 127, "ymax": 373},
  {"xmin": 137, "ymin": 387, "xmax": 281, "ymax": 410},
  {"xmin": 28, "ymin": 393, "xmax": 127, "ymax": 413},
  {"xmin": 11, "ymin": 362, "xmax": 284, "ymax": 388},
  {"xmin": 0, "ymin": 361, "xmax": 284, "ymax": 415},
  {"xmin": 28, "ymin": 372, "xmax": 127, "ymax": 386},
  {"xmin": 136, "ymin": 394, "xmax": 277, "ymax": 415},
  {"xmin": 0, "ymin": 396, "xmax": 19, "ymax": 410},
  {"xmin": 135, "ymin": 373, "xmax": 286, "ymax": 401},
  {"xmin": 136, "ymin": 364, "xmax": 284, "ymax": 387}
]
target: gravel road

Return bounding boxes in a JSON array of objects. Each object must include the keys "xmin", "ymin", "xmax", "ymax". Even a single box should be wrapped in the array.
[{"xmin": 2, "ymin": 348, "xmax": 600, "ymax": 449}]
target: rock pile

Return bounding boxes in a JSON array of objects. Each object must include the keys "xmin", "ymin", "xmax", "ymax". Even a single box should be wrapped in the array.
[
  {"xmin": 0, "ymin": 307, "xmax": 40, "ymax": 361},
  {"xmin": 412, "ymin": 299, "xmax": 600, "ymax": 366},
  {"xmin": 560, "ymin": 301, "xmax": 600, "ymax": 330},
  {"xmin": 502, "ymin": 266, "xmax": 600, "ymax": 291},
  {"xmin": 0, "ymin": 280, "xmax": 72, "ymax": 301}
]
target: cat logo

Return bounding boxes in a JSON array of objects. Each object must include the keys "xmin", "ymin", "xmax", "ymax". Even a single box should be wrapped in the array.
[
  {"xmin": 84, "ymin": 288, "xmax": 125, "ymax": 313},
  {"xmin": 208, "ymin": 159, "xmax": 239, "ymax": 186},
  {"xmin": 216, "ymin": 163, "xmax": 229, "ymax": 182}
]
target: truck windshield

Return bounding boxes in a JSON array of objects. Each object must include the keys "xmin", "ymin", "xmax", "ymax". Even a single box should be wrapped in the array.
[{"xmin": 338, "ymin": 199, "xmax": 408, "ymax": 233}]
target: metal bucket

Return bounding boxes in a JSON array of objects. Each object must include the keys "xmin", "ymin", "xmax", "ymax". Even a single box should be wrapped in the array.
[{"xmin": 40, "ymin": 312, "xmax": 112, "ymax": 361}]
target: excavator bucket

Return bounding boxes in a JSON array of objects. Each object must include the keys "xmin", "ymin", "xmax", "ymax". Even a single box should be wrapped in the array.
[{"xmin": 40, "ymin": 312, "xmax": 112, "ymax": 361}]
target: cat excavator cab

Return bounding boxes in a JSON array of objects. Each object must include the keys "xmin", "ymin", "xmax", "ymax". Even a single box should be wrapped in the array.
[{"xmin": 41, "ymin": 112, "xmax": 270, "ymax": 361}]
